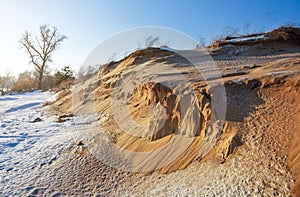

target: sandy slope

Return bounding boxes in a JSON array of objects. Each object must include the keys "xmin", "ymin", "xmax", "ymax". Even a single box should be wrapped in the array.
[
  {"xmin": 47, "ymin": 44, "xmax": 300, "ymax": 196},
  {"xmin": 116, "ymin": 56, "xmax": 300, "ymax": 196},
  {"xmin": 11, "ymin": 28, "xmax": 297, "ymax": 196}
]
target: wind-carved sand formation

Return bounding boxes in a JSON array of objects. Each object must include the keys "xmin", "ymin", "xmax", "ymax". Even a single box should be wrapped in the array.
[{"xmin": 50, "ymin": 26, "xmax": 300, "ymax": 196}]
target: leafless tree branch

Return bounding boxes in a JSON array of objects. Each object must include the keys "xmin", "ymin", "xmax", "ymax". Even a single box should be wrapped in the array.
[{"xmin": 20, "ymin": 25, "xmax": 67, "ymax": 89}]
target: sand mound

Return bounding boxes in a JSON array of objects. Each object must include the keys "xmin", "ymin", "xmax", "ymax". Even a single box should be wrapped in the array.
[
  {"xmin": 50, "ymin": 39, "xmax": 300, "ymax": 195},
  {"xmin": 52, "ymin": 47, "xmax": 229, "ymax": 173}
]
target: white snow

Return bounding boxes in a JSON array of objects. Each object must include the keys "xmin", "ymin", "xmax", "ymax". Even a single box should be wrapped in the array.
[
  {"xmin": 267, "ymin": 70, "xmax": 295, "ymax": 76},
  {"xmin": 0, "ymin": 91, "xmax": 97, "ymax": 196},
  {"xmin": 228, "ymin": 35, "xmax": 266, "ymax": 43}
]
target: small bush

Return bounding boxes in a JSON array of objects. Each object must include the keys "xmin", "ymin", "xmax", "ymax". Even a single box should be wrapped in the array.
[{"xmin": 13, "ymin": 71, "xmax": 37, "ymax": 92}]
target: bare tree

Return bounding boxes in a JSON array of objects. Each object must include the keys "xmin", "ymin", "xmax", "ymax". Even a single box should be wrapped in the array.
[
  {"xmin": 138, "ymin": 35, "xmax": 161, "ymax": 49},
  {"xmin": 196, "ymin": 35, "xmax": 207, "ymax": 47},
  {"xmin": 242, "ymin": 23, "xmax": 251, "ymax": 35},
  {"xmin": 20, "ymin": 25, "xmax": 67, "ymax": 89},
  {"xmin": 0, "ymin": 73, "xmax": 15, "ymax": 95},
  {"xmin": 145, "ymin": 35, "xmax": 160, "ymax": 47}
]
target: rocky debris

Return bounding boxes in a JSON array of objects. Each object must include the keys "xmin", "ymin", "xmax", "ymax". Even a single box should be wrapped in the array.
[
  {"xmin": 70, "ymin": 140, "xmax": 90, "ymax": 156},
  {"xmin": 56, "ymin": 114, "xmax": 73, "ymax": 123},
  {"xmin": 75, "ymin": 140, "xmax": 85, "ymax": 146},
  {"xmin": 32, "ymin": 117, "xmax": 42, "ymax": 123}
]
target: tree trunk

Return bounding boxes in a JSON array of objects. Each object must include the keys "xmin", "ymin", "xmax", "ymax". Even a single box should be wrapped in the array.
[
  {"xmin": 38, "ymin": 71, "xmax": 43, "ymax": 90},
  {"xmin": 37, "ymin": 63, "xmax": 46, "ymax": 90}
]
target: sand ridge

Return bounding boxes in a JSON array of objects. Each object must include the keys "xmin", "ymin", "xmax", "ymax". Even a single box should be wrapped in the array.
[{"xmin": 48, "ymin": 31, "xmax": 300, "ymax": 195}]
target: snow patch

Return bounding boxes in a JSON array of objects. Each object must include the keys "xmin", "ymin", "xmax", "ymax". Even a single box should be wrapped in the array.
[{"xmin": 0, "ymin": 91, "xmax": 99, "ymax": 196}]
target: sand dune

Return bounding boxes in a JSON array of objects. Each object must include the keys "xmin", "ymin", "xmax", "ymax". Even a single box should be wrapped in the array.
[{"xmin": 49, "ymin": 27, "xmax": 300, "ymax": 195}]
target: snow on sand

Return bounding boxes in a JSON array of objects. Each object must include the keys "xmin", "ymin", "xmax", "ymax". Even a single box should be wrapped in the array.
[{"xmin": 0, "ymin": 91, "xmax": 97, "ymax": 196}]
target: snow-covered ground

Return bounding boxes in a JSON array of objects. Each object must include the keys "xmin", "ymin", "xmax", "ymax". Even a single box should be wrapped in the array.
[{"xmin": 0, "ymin": 91, "xmax": 97, "ymax": 196}]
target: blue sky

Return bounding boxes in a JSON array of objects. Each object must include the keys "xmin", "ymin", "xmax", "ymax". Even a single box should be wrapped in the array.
[{"xmin": 0, "ymin": 0, "xmax": 299, "ymax": 76}]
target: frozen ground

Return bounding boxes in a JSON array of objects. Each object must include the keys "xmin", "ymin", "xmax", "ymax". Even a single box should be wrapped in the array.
[{"xmin": 0, "ymin": 91, "xmax": 97, "ymax": 196}]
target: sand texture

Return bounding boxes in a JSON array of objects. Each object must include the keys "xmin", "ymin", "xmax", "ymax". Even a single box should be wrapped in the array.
[{"xmin": 45, "ymin": 27, "xmax": 300, "ymax": 196}]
